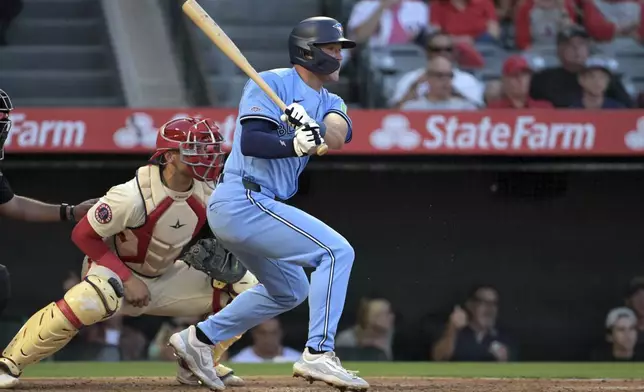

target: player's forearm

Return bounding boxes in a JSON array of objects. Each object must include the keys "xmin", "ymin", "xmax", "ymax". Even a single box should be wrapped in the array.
[
  {"xmin": 323, "ymin": 113, "xmax": 350, "ymax": 150},
  {"xmin": 71, "ymin": 217, "xmax": 132, "ymax": 281},
  {"xmin": 3, "ymin": 195, "xmax": 71, "ymax": 222},
  {"xmin": 240, "ymin": 119, "xmax": 298, "ymax": 158}
]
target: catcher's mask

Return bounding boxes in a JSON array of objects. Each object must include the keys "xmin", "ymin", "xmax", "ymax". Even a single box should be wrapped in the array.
[
  {"xmin": 150, "ymin": 117, "xmax": 226, "ymax": 185},
  {"xmin": 0, "ymin": 90, "xmax": 13, "ymax": 161}
]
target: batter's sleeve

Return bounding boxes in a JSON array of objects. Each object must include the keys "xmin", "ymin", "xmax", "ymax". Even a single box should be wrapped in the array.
[
  {"xmin": 86, "ymin": 180, "xmax": 145, "ymax": 238},
  {"xmin": 238, "ymin": 73, "xmax": 284, "ymax": 126},
  {"xmin": 0, "ymin": 171, "xmax": 14, "ymax": 205},
  {"xmin": 325, "ymin": 94, "xmax": 353, "ymax": 143}
]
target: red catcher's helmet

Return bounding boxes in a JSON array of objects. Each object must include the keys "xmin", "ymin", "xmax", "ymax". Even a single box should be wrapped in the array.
[{"xmin": 150, "ymin": 117, "xmax": 225, "ymax": 183}]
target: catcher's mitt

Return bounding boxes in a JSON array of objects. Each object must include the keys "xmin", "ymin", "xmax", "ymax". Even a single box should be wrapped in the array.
[{"xmin": 182, "ymin": 238, "xmax": 247, "ymax": 283}]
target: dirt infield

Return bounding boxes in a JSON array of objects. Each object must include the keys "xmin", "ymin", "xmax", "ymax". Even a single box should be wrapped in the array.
[{"xmin": 14, "ymin": 377, "xmax": 644, "ymax": 392}]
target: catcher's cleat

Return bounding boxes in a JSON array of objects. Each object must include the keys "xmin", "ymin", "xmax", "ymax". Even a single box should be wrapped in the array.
[{"xmin": 0, "ymin": 359, "xmax": 19, "ymax": 389}]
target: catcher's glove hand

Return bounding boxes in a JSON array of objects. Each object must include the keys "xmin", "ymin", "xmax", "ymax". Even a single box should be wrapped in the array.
[{"xmin": 182, "ymin": 238, "xmax": 247, "ymax": 284}]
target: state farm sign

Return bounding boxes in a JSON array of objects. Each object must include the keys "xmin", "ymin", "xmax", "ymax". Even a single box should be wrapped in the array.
[
  {"xmin": 5, "ymin": 112, "xmax": 86, "ymax": 151},
  {"xmin": 3, "ymin": 108, "xmax": 644, "ymax": 156}
]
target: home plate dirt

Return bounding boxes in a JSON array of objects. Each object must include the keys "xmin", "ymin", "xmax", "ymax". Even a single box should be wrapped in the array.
[{"xmin": 15, "ymin": 377, "xmax": 644, "ymax": 391}]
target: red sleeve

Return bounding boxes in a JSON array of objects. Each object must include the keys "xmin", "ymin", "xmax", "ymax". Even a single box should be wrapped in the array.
[
  {"xmin": 581, "ymin": 0, "xmax": 616, "ymax": 41},
  {"xmin": 564, "ymin": 0, "xmax": 577, "ymax": 22},
  {"xmin": 72, "ymin": 217, "xmax": 132, "ymax": 281},
  {"xmin": 639, "ymin": 5, "xmax": 644, "ymax": 40},
  {"xmin": 483, "ymin": 0, "xmax": 499, "ymax": 20},
  {"xmin": 514, "ymin": 0, "xmax": 533, "ymax": 50},
  {"xmin": 430, "ymin": 2, "xmax": 444, "ymax": 28}
]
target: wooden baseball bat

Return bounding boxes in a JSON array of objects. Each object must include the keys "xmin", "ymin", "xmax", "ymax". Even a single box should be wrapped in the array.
[{"xmin": 182, "ymin": 0, "xmax": 328, "ymax": 156}]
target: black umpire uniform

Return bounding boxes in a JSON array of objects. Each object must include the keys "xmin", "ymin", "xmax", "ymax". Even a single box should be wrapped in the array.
[
  {"xmin": 0, "ymin": 89, "xmax": 12, "ymax": 316},
  {"xmin": 0, "ymin": 170, "xmax": 12, "ymax": 315}
]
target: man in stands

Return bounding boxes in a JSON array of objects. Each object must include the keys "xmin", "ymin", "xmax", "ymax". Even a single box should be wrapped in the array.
[
  {"xmin": 488, "ymin": 55, "xmax": 553, "ymax": 108},
  {"xmin": 529, "ymin": 25, "xmax": 632, "ymax": 107}
]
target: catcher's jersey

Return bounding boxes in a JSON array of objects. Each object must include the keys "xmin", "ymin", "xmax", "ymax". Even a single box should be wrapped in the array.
[
  {"xmin": 86, "ymin": 165, "xmax": 212, "ymax": 277},
  {"xmin": 0, "ymin": 169, "xmax": 14, "ymax": 205}
]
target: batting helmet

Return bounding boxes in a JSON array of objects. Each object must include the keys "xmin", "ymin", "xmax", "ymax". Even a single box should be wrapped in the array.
[
  {"xmin": 149, "ymin": 117, "xmax": 226, "ymax": 183},
  {"xmin": 0, "ymin": 89, "xmax": 13, "ymax": 161},
  {"xmin": 288, "ymin": 17, "xmax": 356, "ymax": 75}
]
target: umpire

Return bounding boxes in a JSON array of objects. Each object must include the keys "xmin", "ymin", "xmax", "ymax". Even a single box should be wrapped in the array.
[{"xmin": 0, "ymin": 89, "xmax": 96, "ymax": 316}]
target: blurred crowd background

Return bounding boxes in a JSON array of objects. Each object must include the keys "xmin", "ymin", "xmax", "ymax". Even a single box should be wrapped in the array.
[{"xmin": 1, "ymin": 0, "xmax": 644, "ymax": 365}]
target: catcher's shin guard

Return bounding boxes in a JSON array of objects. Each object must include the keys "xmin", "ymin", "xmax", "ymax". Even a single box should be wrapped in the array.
[
  {"xmin": 0, "ymin": 275, "xmax": 123, "ymax": 377},
  {"xmin": 213, "ymin": 334, "xmax": 242, "ymax": 363}
]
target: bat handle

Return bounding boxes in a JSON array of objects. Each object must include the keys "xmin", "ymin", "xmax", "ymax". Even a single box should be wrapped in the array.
[{"xmin": 316, "ymin": 144, "xmax": 329, "ymax": 156}]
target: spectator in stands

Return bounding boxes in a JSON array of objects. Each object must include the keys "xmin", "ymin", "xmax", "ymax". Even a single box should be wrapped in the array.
[
  {"xmin": 570, "ymin": 56, "xmax": 626, "ymax": 108},
  {"xmin": 397, "ymin": 57, "xmax": 479, "ymax": 110},
  {"xmin": 514, "ymin": 0, "xmax": 577, "ymax": 50},
  {"xmin": 432, "ymin": 285, "xmax": 516, "ymax": 361},
  {"xmin": 430, "ymin": 0, "xmax": 501, "ymax": 44},
  {"xmin": 229, "ymin": 318, "xmax": 300, "ymax": 363},
  {"xmin": 336, "ymin": 296, "xmax": 396, "ymax": 361},
  {"xmin": 488, "ymin": 55, "xmax": 554, "ymax": 108},
  {"xmin": 484, "ymin": 79, "xmax": 503, "ymax": 104},
  {"xmin": 0, "ymin": 0, "xmax": 23, "ymax": 46},
  {"xmin": 577, "ymin": 0, "xmax": 643, "ymax": 43},
  {"xmin": 529, "ymin": 25, "xmax": 633, "ymax": 107},
  {"xmin": 348, "ymin": 0, "xmax": 430, "ymax": 48},
  {"xmin": 148, "ymin": 316, "xmax": 202, "ymax": 361},
  {"xmin": 590, "ymin": 307, "xmax": 642, "ymax": 361},
  {"xmin": 625, "ymin": 277, "xmax": 644, "ymax": 349},
  {"xmin": 390, "ymin": 31, "xmax": 485, "ymax": 108}
]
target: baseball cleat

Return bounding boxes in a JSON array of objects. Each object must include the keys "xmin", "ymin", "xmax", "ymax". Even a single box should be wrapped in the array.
[
  {"xmin": 293, "ymin": 348, "xmax": 369, "ymax": 391},
  {"xmin": 176, "ymin": 359, "xmax": 245, "ymax": 387},
  {"xmin": 0, "ymin": 359, "xmax": 19, "ymax": 389},
  {"xmin": 168, "ymin": 325, "xmax": 225, "ymax": 391}
]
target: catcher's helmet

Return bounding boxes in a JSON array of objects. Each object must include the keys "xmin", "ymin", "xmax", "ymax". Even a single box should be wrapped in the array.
[
  {"xmin": 288, "ymin": 17, "xmax": 356, "ymax": 75},
  {"xmin": 0, "ymin": 90, "xmax": 13, "ymax": 160},
  {"xmin": 149, "ymin": 117, "xmax": 226, "ymax": 183}
]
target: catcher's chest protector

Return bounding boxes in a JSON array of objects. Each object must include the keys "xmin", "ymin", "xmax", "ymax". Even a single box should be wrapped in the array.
[{"xmin": 115, "ymin": 165, "xmax": 210, "ymax": 277}]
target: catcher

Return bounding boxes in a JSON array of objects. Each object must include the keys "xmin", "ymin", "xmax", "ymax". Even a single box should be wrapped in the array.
[{"xmin": 0, "ymin": 117, "xmax": 258, "ymax": 390}]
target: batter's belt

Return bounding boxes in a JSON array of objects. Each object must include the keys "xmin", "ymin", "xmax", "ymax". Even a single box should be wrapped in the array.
[{"xmin": 219, "ymin": 174, "xmax": 285, "ymax": 202}]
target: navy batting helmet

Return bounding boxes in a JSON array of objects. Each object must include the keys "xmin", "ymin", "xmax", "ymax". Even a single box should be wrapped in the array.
[{"xmin": 288, "ymin": 17, "xmax": 356, "ymax": 75}]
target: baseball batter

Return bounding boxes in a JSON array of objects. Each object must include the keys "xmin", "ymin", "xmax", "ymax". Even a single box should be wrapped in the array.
[
  {"xmin": 0, "ymin": 117, "xmax": 258, "ymax": 390},
  {"xmin": 169, "ymin": 17, "xmax": 369, "ymax": 391}
]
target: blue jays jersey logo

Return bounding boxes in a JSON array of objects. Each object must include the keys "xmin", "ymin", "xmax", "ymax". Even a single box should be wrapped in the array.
[{"xmin": 333, "ymin": 23, "xmax": 344, "ymax": 36}]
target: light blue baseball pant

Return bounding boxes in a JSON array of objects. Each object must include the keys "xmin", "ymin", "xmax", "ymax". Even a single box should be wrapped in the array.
[{"xmin": 197, "ymin": 175, "xmax": 355, "ymax": 352}]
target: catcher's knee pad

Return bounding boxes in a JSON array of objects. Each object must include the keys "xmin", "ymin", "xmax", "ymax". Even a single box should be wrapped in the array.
[
  {"xmin": 0, "ymin": 264, "xmax": 10, "ymax": 317},
  {"xmin": 62, "ymin": 274, "xmax": 124, "ymax": 326},
  {"xmin": 0, "ymin": 275, "xmax": 123, "ymax": 374}
]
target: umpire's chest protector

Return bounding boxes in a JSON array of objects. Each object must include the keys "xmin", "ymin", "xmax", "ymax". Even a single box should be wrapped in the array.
[{"xmin": 115, "ymin": 165, "xmax": 210, "ymax": 277}]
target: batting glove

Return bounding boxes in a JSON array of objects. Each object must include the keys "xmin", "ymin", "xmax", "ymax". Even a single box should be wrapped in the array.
[
  {"xmin": 280, "ymin": 103, "xmax": 312, "ymax": 127},
  {"xmin": 293, "ymin": 122, "xmax": 324, "ymax": 157}
]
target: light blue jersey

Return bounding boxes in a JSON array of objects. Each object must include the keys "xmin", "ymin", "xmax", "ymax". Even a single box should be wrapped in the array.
[
  {"xmin": 222, "ymin": 67, "xmax": 352, "ymax": 200},
  {"xmin": 199, "ymin": 67, "xmax": 356, "ymax": 355}
]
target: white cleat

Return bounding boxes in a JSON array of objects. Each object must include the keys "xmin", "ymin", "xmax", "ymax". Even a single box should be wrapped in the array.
[
  {"xmin": 168, "ymin": 325, "xmax": 225, "ymax": 391},
  {"xmin": 0, "ymin": 359, "xmax": 20, "ymax": 389},
  {"xmin": 293, "ymin": 348, "xmax": 370, "ymax": 391},
  {"xmin": 176, "ymin": 359, "xmax": 245, "ymax": 387}
]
